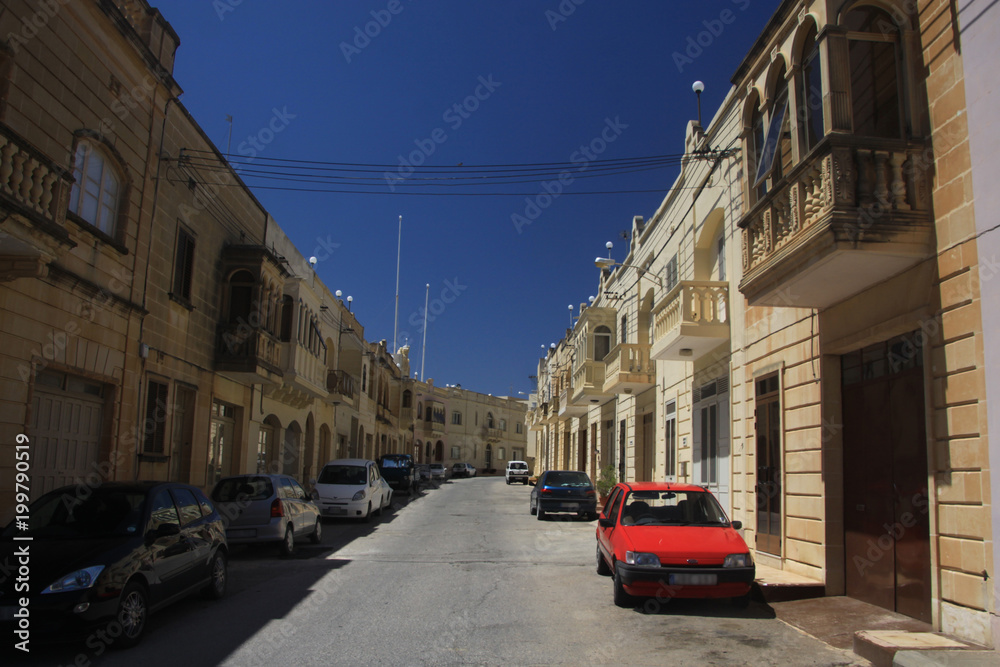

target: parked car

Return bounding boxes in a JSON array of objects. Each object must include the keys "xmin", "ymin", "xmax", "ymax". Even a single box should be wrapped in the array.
[
  {"xmin": 595, "ymin": 482, "xmax": 755, "ymax": 608},
  {"xmin": 313, "ymin": 459, "xmax": 392, "ymax": 521},
  {"xmin": 451, "ymin": 462, "xmax": 477, "ymax": 478},
  {"xmin": 429, "ymin": 463, "xmax": 448, "ymax": 481},
  {"xmin": 377, "ymin": 453, "xmax": 420, "ymax": 494},
  {"xmin": 211, "ymin": 474, "xmax": 321, "ymax": 557},
  {"xmin": 530, "ymin": 470, "xmax": 597, "ymax": 520},
  {"xmin": 416, "ymin": 464, "xmax": 431, "ymax": 482},
  {"xmin": 0, "ymin": 481, "xmax": 227, "ymax": 648},
  {"xmin": 505, "ymin": 460, "xmax": 530, "ymax": 485}
]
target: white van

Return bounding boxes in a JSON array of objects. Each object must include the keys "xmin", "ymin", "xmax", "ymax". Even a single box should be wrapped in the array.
[{"xmin": 505, "ymin": 460, "xmax": 529, "ymax": 485}]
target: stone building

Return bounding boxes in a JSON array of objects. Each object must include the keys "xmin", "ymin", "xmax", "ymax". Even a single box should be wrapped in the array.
[{"xmin": 529, "ymin": 0, "xmax": 996, "ymax": 647}]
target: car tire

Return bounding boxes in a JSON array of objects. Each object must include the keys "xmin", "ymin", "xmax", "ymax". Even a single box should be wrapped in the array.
[
  {"xmin": 613, "ymin": 563, "xmax": 634, "ymax": 608},
  {"xmin": 530, "ymin": 502, "xmax": 537, "ymax": 516},
  {"xmin": 506, "ymin": 479, "xmax": 510, "ymax": 485},
  {"xmin": 202, "ymin": 550, "xmax": 227, "ymax": 600},
  {"xmin": 279, "ymin": 525, "xmax": 295, "ymax": 558},
  {"xmin": 309, "ymin": 518, "xmax": 323, "ymax": 545},
  {"xmin": 362, "ymin": 501, "xmax": 372, "ymax": 523},
  {"xmin": 596, "ymin": 544, "xmax": 611, "ymax": 576},
  {"xmin": 115, "ymin": 581, "xmax": 148, "ymax": 649},
  {"xmin": 537, "ymin": 506, "xmax": 546, "ymax": 521}
]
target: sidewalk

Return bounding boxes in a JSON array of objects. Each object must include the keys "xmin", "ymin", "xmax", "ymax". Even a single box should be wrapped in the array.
[{"xmin": 755, "ymin": 565, "xmax": 996, "ymax": 666}]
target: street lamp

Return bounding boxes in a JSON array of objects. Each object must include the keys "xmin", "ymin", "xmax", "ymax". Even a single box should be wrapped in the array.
[
  {"xmin": 593, "ymin": 241, "xmax": 662, "ymax": 286},
  {"xmin": 692, "ymin": 80, "xmax": 705, "ymax": 128}
]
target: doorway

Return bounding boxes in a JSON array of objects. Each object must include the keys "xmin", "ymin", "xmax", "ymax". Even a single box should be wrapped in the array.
[{"xmin": 842, "ymin": 334, "xmax": 930, "ymax": 622}]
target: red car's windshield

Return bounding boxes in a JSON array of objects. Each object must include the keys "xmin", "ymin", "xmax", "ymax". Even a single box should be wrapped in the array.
[{"xmin": 621, "ymin": 490, "xmax": 729, "ymax": 527}]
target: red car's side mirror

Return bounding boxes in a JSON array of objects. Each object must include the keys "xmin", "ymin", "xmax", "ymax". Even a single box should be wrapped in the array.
[{"xmin": 598, "ymin": 517, "xmax": 615, "ymax": 528}]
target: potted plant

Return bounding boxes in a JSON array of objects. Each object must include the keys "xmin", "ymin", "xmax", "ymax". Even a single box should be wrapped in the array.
[{"xmin": 595, "ymin": 464, "xmax": 617, "ymax": 507}]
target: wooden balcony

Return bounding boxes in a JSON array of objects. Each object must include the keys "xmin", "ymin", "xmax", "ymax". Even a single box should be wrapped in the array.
[
  {"xmin": 739, "ymin": 135, "xmax": 933, "ymax": 308},
  {"xmin": 651, "ymin": 281, "xmax": 730, "ymax": 361},
  {"xmin": 571, "ymin": 360, "xmax": 612, "ymax": 406},
  {"xmin": 602, "ymin": 343, "xmax": 655, "ymax": 395},
  {"xmin": 326, "ymin": 369, "xmax": 356, "ymax": 405},
  {"xmin": 215, "ymin": 325, "xmax": 282, "ymax": 385}
]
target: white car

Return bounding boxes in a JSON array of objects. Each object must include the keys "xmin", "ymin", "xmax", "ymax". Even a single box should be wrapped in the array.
[
  {"xmin": 313, "ymin": 458, "xmax": 392, "ymax": 522},
  {"xmin": 505, "ymin": 460, "xmax": 530, "ymax": 485}
]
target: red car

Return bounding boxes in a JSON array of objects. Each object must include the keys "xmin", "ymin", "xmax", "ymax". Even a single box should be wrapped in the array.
[{"xmin": 596, "ymin": 482, "xmax": 754, "ymax": 608}]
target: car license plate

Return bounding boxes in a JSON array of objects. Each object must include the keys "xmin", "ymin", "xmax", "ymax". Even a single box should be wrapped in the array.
[
  {"xmin": 228, "ymin": 528, "xmax": 256, "ymax": 539},
  {"xmin": 562, "ymin": 503, "xmax": 579, "ymax": 510},
  {"xmin": 669, "ymin": 574, "xmax": 718, "ymax": 586},
  {"xmin": 323, "ymin": 507, "xmax": 346, "ymax": 516}
]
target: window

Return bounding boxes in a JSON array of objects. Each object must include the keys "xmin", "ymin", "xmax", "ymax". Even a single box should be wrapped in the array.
[
  {"xmin": 516, "ymin": 423, "xmax": 522, "ymax": 434},
  {"xmin": 451, "ymin": 411, "xmax": 462, "ymax": 425},
  {"xmin": 665, "ymin": 400, "xmax": 677, "ymax": 478},
  {"xmin": 500, "ymin": 419, "xmax": 507, "ymax": 431},
  {"xmin": 426, "ymin": 406, "xmax": 433, "ymax": 421},
  {"xmin": 143, "ymin": 380, "xmax": 168, "ymax": 454},
  {"xmin": 498, "ymin": 447, "xmax": 506, "ymax": 459},
  {"xmin": 664, "ymin": 254, "xmax": 679, "ymax": 291},
  {"xmin": 402, "ymin": 390, "xmax": 412, "ymax": 408},
  {"xmin": 594, "ymin": 325, "xmax": 612, "ymax": 361},
  {"xmin": 754, "ymin": 79, "xmax": 789, "ymax": 187},
  {"xmin": 148, "ymin": 490, "xmax": 179, "ymax": 531},
  {"xmin": 799, "ymin": 23, "xmax": 824, "ymax": 152},
  {"xmin": 172, "ymin": 227, "xmax": 195, "ymax": 302},
  {"xmin": 487, "ymin": 412, "xmax": 495, "ymax": 428},
  {"xmin": 228, "ymin": 270, "xmax": 255, "ymax": 325},
  {"xmin": 362, "ymin": 366, "xmax": 367, "ymax": 393},
  {"xmin": 450, "ymin": 446, "xmax": 460, "ymax": 459},
  {"xmin": 68, "ymin": 140, "xmax": 121, "ymax": 236},
  {"xmin": 620, "ymin": 315, "xmax": 627, "ymax": 345},
  {"xmin": 846, "ymin": 7, "xmax": 903, "ymax": 139}
]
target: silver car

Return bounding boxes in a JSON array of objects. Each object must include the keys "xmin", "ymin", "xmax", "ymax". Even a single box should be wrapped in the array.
[{"xmin": 211, "ymin": 474, "xmax": 322, "ymax": 557}]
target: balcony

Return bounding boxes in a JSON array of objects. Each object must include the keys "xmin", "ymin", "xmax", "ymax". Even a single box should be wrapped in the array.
[
  {"xmin": 376, "ymin": 403, "xmax": 397, "ymax": 427},
  {"xmin": 480, "ymin": 426, "xmax": 503, "ymax": 442},
  {"xmin": 651, "ymin": 281, "xmax": 730, "ymax": 361},
  {"xmin": 269, "ymin": 340, "xmax": 327, "ymax": 407},
  {"xmin": 326, "ymin": 369, "xmax": 356, "ymax": 405},
  {"xmin": 739, "ymin": 135, "xmax": 933, "ymax": 308},
  {"xmin": 602, "ymin": 343, "xmax": 655, "ymax": 395},
  {"xmin": 215, "ymin": 325, "xmax": 282, "ymax": 385},
  {"xmin": 537, "ymin": 401, "xmax": 555, "ymax": 425},
  {"xmin": 419, "ymin": 420, "xmax": 445, "ymax": 437},
  {"xmin": 558, "ymin": 385, "xmax": 586, "ymax": 418},
  {"xmin": 570, "ymin": 360, "xmax": 612, "ymax": 407}
]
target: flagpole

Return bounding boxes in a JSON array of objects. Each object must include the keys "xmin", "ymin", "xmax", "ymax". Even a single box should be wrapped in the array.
[
  {"xmin": 420, "ymin": 283, "xmax": 429, "ymax": 381},
  {"xmin": 393, "ymin": 215, "xmax": 402, "ymax": 353}
]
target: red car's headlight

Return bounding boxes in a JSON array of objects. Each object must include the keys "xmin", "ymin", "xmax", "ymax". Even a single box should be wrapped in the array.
[{"xmin": 625, "ymin": 551, "xmax": 661, "ymax": 567}]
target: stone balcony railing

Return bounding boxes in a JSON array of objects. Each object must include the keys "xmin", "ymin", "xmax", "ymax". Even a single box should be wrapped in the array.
[
  {"xmin": 603, "ymin": 343, "xmax": 655, "ymax": 394},
  {"xmin": 0, "ymin": 124, "xmax": 73, "ymax": 236},
  {"xmin": 651, "ymin": 281, "xmax": 730, "ymax": 361},
  {"xmin": 571, "ymin": 359, "xmax": 608, "ymax": 406},
  {"xmin": 739, "ymin": 134, "xmax": 932, "ymax": 308}
]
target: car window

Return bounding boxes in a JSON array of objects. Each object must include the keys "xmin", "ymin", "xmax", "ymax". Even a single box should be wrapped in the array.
[
  {"xmin": 606, "ymin": 487, "xmax": 624, "ymax": 523},
  {"xmin": 171, "ymin": 488, "xmax": 202, "ymax": 526},
  {"xmin": 213, "ymin": 476, "xmax": 274, "ymax": 502},
  {"xmin": 544, "ymin": 471, "xmax": 592, "ymax": 488},
  {"xmin": 3, "ymin": 488, "xmax": 146, "ymax": 539},
  {"xmin": 318, "ymin": 465, "xmax": 366, "ymax": 485},
  {"xmin": 193, "ymin": 488, "xmax": 215, "ymax": 516},
  {"xmin": 148, "ymin": 489, "xmax": 180, "ymax": 532},
  {"xmin": 620, "ymin": 490, "xmax": 729, "ymax": 526},
  {"xmin": 289, "ymin": 479, "xmax": 308, "ymax": 499}
]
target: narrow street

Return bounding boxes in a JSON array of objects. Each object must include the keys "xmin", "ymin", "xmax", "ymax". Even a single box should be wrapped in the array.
[{"xmin": 10, "ymin": 478, "xmax": 864, "ymax": 666}]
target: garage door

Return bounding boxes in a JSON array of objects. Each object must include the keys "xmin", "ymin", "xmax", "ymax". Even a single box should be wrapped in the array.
[{"xmin": 30, "ymin": 370, "xmax": 107, "ymax": 499}]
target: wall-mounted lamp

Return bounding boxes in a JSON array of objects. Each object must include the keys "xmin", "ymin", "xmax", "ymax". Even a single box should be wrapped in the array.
[
  {"xmin": 594, "ymin": 242, "xmax": 662, "ymax": 286},
  {"xmin": 692, "ymin": 80, "xmax": 705, "ymax": 128},
  {"xmin": 347, "ymin": 295, "xmax": 353, "ymax": 312}
]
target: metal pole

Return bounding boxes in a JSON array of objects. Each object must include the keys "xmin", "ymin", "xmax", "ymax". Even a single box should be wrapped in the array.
[
  {"xmin": 420, "ymin": 283, "xmax": 429, "ymax": 381},
  {"xmin": 393, "ymin": 215, "xmax": 402, "ymax": 353}
]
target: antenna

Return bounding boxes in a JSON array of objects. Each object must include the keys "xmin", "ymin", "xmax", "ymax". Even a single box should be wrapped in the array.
[
  {"xmin": 420, "ymin": 283, "xmax": 430, "ymax": 381},
  {"xmin": 393, "ymin": 215, "xmax": 402, "ymax": 353}
]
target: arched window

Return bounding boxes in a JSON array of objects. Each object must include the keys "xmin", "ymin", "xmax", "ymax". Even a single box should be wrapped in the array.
[
  {"xmin": 845, "ymin": 6, "xmax": 903, "ymax": 138},
  {"xmin": 749, "ymin": 100, "xmax": 768, "ymax": 202},
  {"xmin": 799, "ymin": 23, "xmax": 824, "ymax": 152},
  {"xmin": 594, "ymin": 325, "xmax": 612, "ymax": 361},
  {"xmin": 362, "ymin": 366, "xmax": 367, "ymax": 392},
  {"xmin": 228, "ymin": 270, "xmax": 255, "ymax": 324},
  {"xmin": 402, "ymin": 390, "xmax": 412, "ymax": 408},
  {"xmin": 68, "ymin": 140, "xmax": 121, "ymax": 236},
  {"xmin": 487, "ymin": 412, "xmax": 495, "ymax": 428},
  {"xmin": 754, "ymin": 67, "xmax": 791, "ymax": 189},
  {"xmin": 620, "ymin": 315, "xmax": 627, "ymax": 345},
  {"xmin": 280, "ymin": 296, "xmax": 294, "ymax": 341}
]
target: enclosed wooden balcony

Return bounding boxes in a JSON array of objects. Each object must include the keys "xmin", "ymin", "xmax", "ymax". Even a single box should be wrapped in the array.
[
  {"xmin": 215, "ymin": 325, "xmax": 282, "ymax": 385},
  {"xmin": 739, "ymin": 135, "xmax": 933, "ymax": 308},
  {"xmin": 571, "ymin": 360, "xmax": 612, "ymax": 406},
  {"xmin": 651, "ymin": 281, "xmax": 730, "ymax": 361}
]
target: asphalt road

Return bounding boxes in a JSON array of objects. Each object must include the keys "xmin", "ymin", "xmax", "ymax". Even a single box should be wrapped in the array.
[{"xmin": 6, "ymin": 477, "xmax": 866, "ymax": 666}]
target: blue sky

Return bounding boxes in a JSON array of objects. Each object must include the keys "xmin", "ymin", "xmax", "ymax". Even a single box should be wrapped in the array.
[{"xmin": 155, "ymin": 0, "xmax": 776, "ymax": 396}]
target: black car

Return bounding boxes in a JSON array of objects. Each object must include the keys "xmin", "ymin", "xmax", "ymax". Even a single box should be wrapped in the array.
[
  {"xmin": 0, "ymin": 481, "xmax": 228, "ymax": 649},
  {"xmin": 529, "ymin": 470, "xmax": 598, "ymax": 521},
  {"xmin": 377, "ymin": 454, "xmax": 420, "ymax": 494}
]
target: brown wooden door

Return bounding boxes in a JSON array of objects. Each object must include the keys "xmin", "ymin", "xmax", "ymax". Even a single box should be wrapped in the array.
[
  {"xmin": 842, "ymin": 341, "xmax": 930, "ymax": 622},
  {"xmin": 755, "ymin": 374, "xmax": 781, "ymax": 555}
]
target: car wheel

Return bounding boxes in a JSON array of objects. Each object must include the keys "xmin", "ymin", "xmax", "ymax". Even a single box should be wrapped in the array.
[
  {"xmin": 202, "ymin": 550, "xmax": 227, "ymax": 600},
  {"xmin": 613, "ymin": 562, "xmax": 634, "ymax": 608},
  {"xmin": 529, "ymin": 501, "xmax": 537, "ymax": 516},
  {"xmin": 362, "ymin": 501, "xmax": 372, "ymax": 523},
  {"xmin": 731, "ymin": 593, "xmax": 751, "ymax": 609},
  {"xmin": 115, "ymin": 581, "xmax": 148, "ymax": 648},
  {"xmin": 505, "ymin": 479, "xmax": 510, "ymax": 485},
  {"xmin": 309, "ymin": 518, "xmax": 323, "ymax": 545},
  {"xmin": 596, "ymin": 544, "xmax": 611, "ymax": 576},
  {"xmin": 537, "ymin": 506, "xmax": 546, "ymax": 521},
  {"xmin": 523, "ymin": 479, "xmax": 528, "ymax": 485},
  {"xmin": 279, "ymin": 525, "xmax": 295, "ymax": 557}
]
